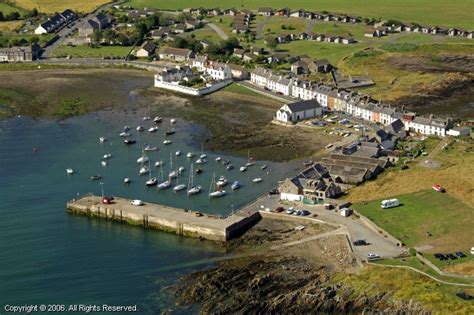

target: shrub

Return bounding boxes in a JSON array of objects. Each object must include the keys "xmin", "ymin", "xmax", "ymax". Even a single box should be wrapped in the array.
[{"xmin": 381, "ymin": 43, "xmax": 417, "ymax": 52}]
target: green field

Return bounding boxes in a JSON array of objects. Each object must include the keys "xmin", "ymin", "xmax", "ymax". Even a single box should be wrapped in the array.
[
  {"xmin": 353, "ymin": 190, "xmax": 474, "ymax": 254},
  {"xmin": 12, "ymin": 0, "xmax": 110, "ymax": 13},
  {"xmin": 0, "ymin": 3, "xmax": 24, "ymax": 14},
  {"xmin": 125, "ymin": 0, "xmax": 474, "ymax": 29},
  {"xmin": 52, "ymin": 45, "xmax": 132, "ymax": 58},
  {"xmin": 222, "ymin": 83, "xmax": 268, "ymax": 98},
  {"xmin": 263, "ymin": 16, "xmax": 309, "ymax": 35}
]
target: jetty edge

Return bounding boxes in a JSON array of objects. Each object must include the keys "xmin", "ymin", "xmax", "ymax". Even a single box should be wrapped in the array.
[{"xmin": 66, "ymin": 195, "xmax": 261, "ymax": 242}]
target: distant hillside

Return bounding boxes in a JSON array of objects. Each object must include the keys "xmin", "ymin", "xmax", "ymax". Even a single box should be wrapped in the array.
[{"xmin": 10, "ymin": 0, "xmax": 111, "ymax": 14}]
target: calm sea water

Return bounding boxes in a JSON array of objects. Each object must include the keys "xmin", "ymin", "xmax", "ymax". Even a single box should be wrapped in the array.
[{"xmin": 0, "ymin": 111, "xmax": 295, "ymax": 313}]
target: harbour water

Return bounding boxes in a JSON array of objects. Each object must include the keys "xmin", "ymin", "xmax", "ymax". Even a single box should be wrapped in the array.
[{"xmin": 0, "ymin": 111, "xmax": 296, "ymax": 312}]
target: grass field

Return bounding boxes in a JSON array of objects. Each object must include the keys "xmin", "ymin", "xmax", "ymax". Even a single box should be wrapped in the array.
[
  {"xmin": 352, "ymin": 190, "xmax": 474, "ymax": 253},
  {"xmin": 125, "ymin": 0, "xmax": 474, "ymax": 29},
  {"xmin": 12, "ymin": 0, "xmax": 111, "ymax": 13},
  {"xmin": 187, "ymin": 27, "xmax": 223, "ymax": 42},
  {"xmin": 263, "ymin": 16, "xmax": 309, "ymax": 35},
  {"xmin": 0, "ymin": 21, "xmax": 24, "ymax": 32},
  {"xmin": 0, "ymin": 2, "xmax": 25, "ymax": 14},
  {"xmin": 336, "ymin": 264, "xmax": 474, "ymax": 314},
  {"xmin": 52, "ymin": 45, "xmax": 132, "ymax": 58},
  {"xmin": 222, "ymin": 83, "xmax": 268, "ymax": 98}
]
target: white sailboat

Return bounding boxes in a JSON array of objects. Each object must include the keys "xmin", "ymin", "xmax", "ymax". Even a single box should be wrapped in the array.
[
  {"xmin": 186, "ymin": 152, "xmax": 195, "ymax": 158},
  {"xmin": 170, "ymin": 118, "xmax": 177, "ymax": 124},
  {"xmin": 199, "ymin": 142, "xmax": 207, "ymax": 159},
  {"xmin": 137, "ymin": 150, "xmax": 149, "ymax": 164},
  {"xmin": 173, "ymin": 170, "xmax": 185, "ymax": 192},
  {"xmin": 155, "ymin": 160, "xmax": 164, "ymax": 167},
  {"xmin": 101, "ymin": 161, "xmax": 107, "ymax": 167},
  {"xmin": 163, "ymin": 140, "xmax": 171, "ymax": 145},
  {"xmin": 245, "ymin": 150, "xmax": 255, "ymax": 167},
  {"xmin": 168, "ymin": 153, "xmax": 177, "ymax": 179},
  {"xmin": 99, "ymin": 137, "xmax": 107, "ymax": 143},
  {"xmin": 145, "ymin": 161, "xmax": 157, "ymax": 187},
  {"xmin": 139, "ymin": 155, "xmax": 149, "ymax": 175},
  {"xmin": 157, "ymin": 169, "xmax": 170, "ymax": 189},
  {"xmin": 136, "ymin": 126, "xmax": 145, "ymax": 131},
  {"xmin": 216, "ymin": 175, "xmax": 228, "ymax": 187},
  {"xmin": 187, "ymin": 164, "xmax": 201, "ymax": 196},
  {"xmin": 252, "ymin": 177, "xmax": 263, "ymax": 183},
  {"xmin": 209, "ymin": 173, "xmax": 226, "ymax": 198},
  {"xmin": 178, "ymin": 166, "xmax": 185, "ymax": 174},
  {"xmin": 66, "ymin": 168, "xmax": 74, "ymax": 175},
  {"xmin": 103, "ymin": 153, "xmax": 112, "ymax": 160}
]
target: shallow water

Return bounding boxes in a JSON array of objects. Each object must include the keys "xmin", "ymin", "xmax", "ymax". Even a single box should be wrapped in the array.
[{"xmin": 0, "ymin": 111, "xmax": 297, "ymax": 312}]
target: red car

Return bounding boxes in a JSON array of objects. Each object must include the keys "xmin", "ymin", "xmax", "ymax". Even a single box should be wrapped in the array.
[
  {"xmin": 102, "ymin": 197, "xmax": 112, "ymax": 204},
  {"xmin": 432, "ymin": 184, "xmax": 445, "ymax": 192},
  {"xmin": 274, "ymin": 207, "xmax": 285, "ymax": 213}
]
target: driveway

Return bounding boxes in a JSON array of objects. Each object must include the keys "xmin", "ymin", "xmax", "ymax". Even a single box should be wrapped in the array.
[
  {"xmin": 205, "ymin": 22, "xmax": 228, "ymax": 40},
  {"xmin": 241, "ymin": 194, "xmax": 405, "ymax": 260}
]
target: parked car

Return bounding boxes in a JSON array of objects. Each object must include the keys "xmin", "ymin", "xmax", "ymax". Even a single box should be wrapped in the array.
[
  {"xmin": 434, "ymin": 253, "xmax": 447, "ymax": 261},
  {"xmin": 353, "ymin": 240, "xmax": 368, "ymax": 246},
  {"xmin": 324, "ymin": 203, "xmax": 334, "ymax": 210},
  {"xmin": 299, "ymin": 210, "xmax": 311, "ymax": 216},
  {"xmin": 471, "ymin": 247, "xmax": 474, "ymax": 255},
  {"xmin": 455, "ymin": 251, "xmax": 466, "ymax": 258},
  {"xmin": 131, "ymin": 199, "xmax": 144, "ymax": 206},
  {"xmin": 274, "ymin": 207, "xmax": 285, "ymax": 213},
  {"xmin": 268, "ymin": 188, "xmax": 279, "ymax": 195},
  {"xmin": 432, "ymin": 184, "xmax": 445, "ymax": 192},
  {"xmin": 102, "ymin": 197, "xmax": 112, "ymax": 204},
  {"xmin": 446, "ymin": 253, "xmax": 458, "ymax": 260},
  {"xmin": 367, "ymin": 253, "xmax": 380, "ymax": 261}
]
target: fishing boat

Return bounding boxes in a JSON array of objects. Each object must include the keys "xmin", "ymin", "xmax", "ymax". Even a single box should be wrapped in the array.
[
  {"xmin": 175, "ymin": 150, "xmax": 182, "ymax": 156},
  {"xmin": 178, "ymin": 166, "xmax": 185, "ymax": 174},
  {"xmin": 186, "ymin": 152, "xmax": 195, "ymax": 158},
  {"xmin": 103, "ymin": 153, "xmax": 112, "ymax": 160},
  {"xmin": 196, "ymin": 158, "xmax": 207, "ymax": 164},
  {"xmin": 137, "ymin": 151, "xmax": 149, "ymax": 164},
  {"xmin": 209, "ymin": 173, "xmax": 226, "ymax": 198},
  {"xmin": 66, "ymin": 168, "xmax": 74, "ymax": 175},
  {"xmin": 124, "ymin": 139, "xmax": 136, "ymax": 145},
  {"xmin": 245, "ymin": 150, "xmax": 255, "ymax": 167},
  {"xmin": 165, "ymin": 128, "xmax": 176, "ymax": 135},
  {"xmin": 231, "ymin": 181, "xmax": 241, "ymax": 190},
  {"xmin": 187, "ymin": 165, "xmax": 201, "ymax": 196},
  {"xmin": 101, "ymin": 161, "xmax": 107, "ymax": 167},
  {"xmin": 252, "ymin": 177, "xmax": 263, "ymax": 183},
  {"xmin": 163, "ymin": 140, "xmax": 171, "ymax": 145},
  {"xmin": 136, "ymin": 126, "xmax": 145, "ymax": 131},
  {"xmin": 239, "ymin": 166, "xmax": 247, "ymax": 172},
  {"xmin": 261, "ymin": 164, "xmax": 268, "ymax": 170},
  {"xmin": 215, "ymin": 157, "xmax": 222, "ymax": 162},
  {"xmin": 91, "ymin": 175, "xmax": 102, "ymax": 180},
  {"xmin": 144, "ymin": 145, "xmax": 158, "ymax": 152},
  {"xmin": 170, "ymin": 118, "xmax": 177, "ymax": 124},
  {"xmin": 124, "ymin": 178, "xmax": 131, "ymax": 184},
  {"xmin": 226, "ymin": 164, "xmax": 234, "ymax": 171},
  {"xmin": 123, "ymin": 126, "xmax": 131, "ymax": 132},
  {"xmin": 216, "ymin": 176, "xmax": 228, "ymax": 187},
  {"xmin": 148, "ymin": 126, "xmax": 158, "ymax": 133},
  {"xmin": 99, "ymin": 137, "xmax": 107, "ymax": 143},
  {"xmin": 155, "ymin": 160, "xmax": 164, "ymax": 167},
  {"xmin": 119, "ymin": 132, "xmax": 130, "ymax": 137},
  {"xmin": 143, "ymin": 116, "xmax": 151, "ymax": 121},
  {"xmin": 153, "ymin": 116, "xmax": 162, "ymax": 123}
]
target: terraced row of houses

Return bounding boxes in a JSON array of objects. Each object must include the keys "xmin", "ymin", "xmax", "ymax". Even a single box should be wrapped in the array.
[
  {"xmin": 34, "ymin": 9, "xmax": 76, "ymax": 34},
  {"xmin": 250, "ymin": 68, "xmax": 453, "ymax": 137}
]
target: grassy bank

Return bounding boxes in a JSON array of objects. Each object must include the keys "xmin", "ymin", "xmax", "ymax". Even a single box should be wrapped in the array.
[
  {"xmin": 52, "ymin": 45, "xmax": 132, "ymax": 58},
  {"xmin": 125, "ymin": 0, "xmax": 474, "ymax": 29},
  {"xmin": 13, "ymin": 0, "xmax": 111, "ymax": 13}
]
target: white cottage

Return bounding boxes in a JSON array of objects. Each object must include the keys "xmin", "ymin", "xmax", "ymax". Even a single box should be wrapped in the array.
[{"xmin": 276, "ymin": 99, "xmax": 322, "ymax": 123}]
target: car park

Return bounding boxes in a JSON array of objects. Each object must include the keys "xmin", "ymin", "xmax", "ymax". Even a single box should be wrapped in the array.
[
  {"xmin": 455, "ymin": 251, "xmax": 466, "ymax": 258},
  {"xmin": 299, "ymin": 210, "xmax": 311, "ymax": 216}
]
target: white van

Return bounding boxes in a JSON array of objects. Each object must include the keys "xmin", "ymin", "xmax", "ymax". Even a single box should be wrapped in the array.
[{"xmin": 381, "ymin": 199, "xmax": 399, "ymax": 209}]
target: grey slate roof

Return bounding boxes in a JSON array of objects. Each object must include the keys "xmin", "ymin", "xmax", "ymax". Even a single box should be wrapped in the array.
[{"xmin": 287, "ymin": 99, "xmax": 322, "ymax": 112}]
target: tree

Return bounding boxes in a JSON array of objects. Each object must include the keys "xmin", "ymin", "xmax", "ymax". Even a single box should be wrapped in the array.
[
  {"xmin": 26, "ymin": 8, "xmax": 39, "ymax": 18},
  {"xmin": 145, "ymin": 14, "xmax": 160, "ymax": 30},
  {"xmin": 91, "ymin": 29, "xmax": 103, "ymax": 44},
  {"xmin": 0, "ymin": 12, "xmax": 4, "ymax": 22},
  {"xmin": 6, "ymin": 11, "xmax": 20, "ymax": 21},
  {"xmin": 29, "ymin": 36, "xmax": 40, "ymax": 45},
  {"xmin": 265, "ymin": 36, "xmax": 278, "ymax": 50}
]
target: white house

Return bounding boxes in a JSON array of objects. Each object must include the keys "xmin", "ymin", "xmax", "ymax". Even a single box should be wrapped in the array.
[
  {"xmin": 267, "ymin": 74, "xmax": 293, "ymax": 95},
  {"xmin": 276, "ymin": 99, "xmax": 322, "ymax": 123},
  {"xmin": 312, "ymin": 84, "xmax": 332, "ymax": 108},
  {"xmin": 291, "ymin": 81, "xmax": 317, "ymax": 100},
  {"xmin": 403, "ymin": 114, "xmax": 452, "ymax": 137},
  {"xmin": 250, "ymin": 67, "xmax": 272, "ymax": 87},
  {"xmin": 136, "ymin": 41, "xmax": 156, "ymax": 58},
  {"xmin": 204, "ymin": 62, "xmax": 232, "ymax": 81}
]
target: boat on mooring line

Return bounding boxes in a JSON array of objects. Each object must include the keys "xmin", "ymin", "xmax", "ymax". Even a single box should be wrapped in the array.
[{"xmin": 209, "ymin": 173, "xmax": 226, "ymax": 198}]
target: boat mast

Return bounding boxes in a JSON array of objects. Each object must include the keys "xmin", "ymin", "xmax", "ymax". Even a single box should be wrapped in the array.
[
  {"xmin": 188, "ymin": 164, "xmax": 194, "ymax": 190},
  {"xmin": 209, "ymin": 172, "xmax": 215, "ymax": 197}
]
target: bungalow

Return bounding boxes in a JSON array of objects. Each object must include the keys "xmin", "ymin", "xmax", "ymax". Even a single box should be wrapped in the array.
[
  {"xmin": 34, "ymin": 9, "xmax": 76, "ymax": 34},
  {"xmin": 315, "ymin": 34, "xmax": 325, "ymax": 42},
  {"xmin": 342, "ymin": 37, "xmax": 355, "ymax": 44},
  {"xmin": 467, "ymin": 31, "xmax": 474, "ymax": 39},
  {"xmin": 151, "ymin": 27, "xmax": 170, "ymax": 39},
  {"xmin": 290, "ymin": 9, "xmax": 305, "ymax": 18},
  {"xmin": 232, "ymin": 48, "xmax": 245, "ymax": 58},
  {"xmin": 276, "ymin": 99, "xmax": 322, "ymax": 123},
  {"xmin": 207, "ymin": 8, "xmax": 222, "ymax": 16},
  {"xmin": 173, "ymin": 23, "xmax": 187, "ymax": 33},
  {"xmin": 159, "ymin": 47, "xmax": 195, "ymax": 62},
  {"xmin": 136, "ymin": 41, "xmax": 156, "ymax": 58},
  {"xmin": 275, "ymin": 7, "xmax": 290, "ymax": 17},
  {"xmin": 299, "ymin": 32, "xmax": 309, "ymax": 40},
  {"xmin": 448, "ymin": 28, "xmax": 461, "ymax": 36},
  {"xmin": 258, "ymin": 7, "xmax": 273, "ymax": 16}
]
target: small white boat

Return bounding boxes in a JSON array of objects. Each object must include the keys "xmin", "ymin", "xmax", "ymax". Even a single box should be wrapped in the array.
[
  {"xmin": 226, "ymin": 164, "xmax": 234, "ymax": 170},
  {"xmin": 231, "ymin": 181, "xmax": 241, "ymax": 190},
  {"xmin": 196, "ymin": 158, "xmax": 207, "ymax": 164},
  {"xmin": 136, "ymin": 126, "xmax": 145, "ymax": 131},
  {"xmin": 103, "ymin": 154, "xmax": 112, "ymax": 160},
  {"xmin": 123, "ymin": 126, "xmax": 131, "ymax": 132},
  {"xmin": 101, "ymin": 161, "xmax": 107, "ymax": 167},
  {"xmin": 216, "ymin": 176, "xmax": 228, "ymax": 187},
  {"xmin": 245, "ymin": 161, "xmax": 255, "ymax": 167},
  {"xmin": 157, "ymin": 180, "xmax": 170, "ymax": 189},
  {"xmin": 139, "ymin": 166, "xmax": 149, "ymax": 175},
  {"xmin": 153, "ymin": 116, "xmax": 162, "ymax": 123},
  {"xmin": 261, "ymin": 164, "xmax": 267, "ymax": 170},
  {"xmin": 163, "ymin": 140, "xmax": 172, "ymax": 145},
  {"xmin": 99, "ymin": 137, "xmax": 107, "ymax": 143},
  {"xmin": 169, "ymin": 170, "xmax": 177, "ymax": 178},
  {"xmin": 187, "ymin": 186, "xmax": 201, "ymax": 196},
  {"xmin": 119, "ymin": 132, "xmax": 130, "ymax": 137},
  {"xmin": 170, "ymin": 118, "xmax": 177, "ymax": 124},
  {"xmin": 124, "ymin": 178, "xmax": 131, "ymax": 184},
  {"xmin": 209, "ymin": 190, "xmax": 226, "ymax": 198},
  {"xmin": 137, "ymin": 155, "xmax": 149, "ymax": 164},
  {"xmin": 66, "ymin": 168, "xmax": 74, "ymax": 175},
  {"xmin": 252, "ymin": 177, "xmax": 263, "ymax": 183},
  {"xmin": 143, "ymin": 116, "xmax": 151, "ymax": 121},
  {"xmin": 144, "ymin": 145, "xmax": 158, "ymax": 152},
  {"xmin": 148, "ymin": 126, "xmax": 158, "ymax": 133},
  {"xmin": 240, "ymin": 166, "xmax": 247, "ymax": 172},
  {"xmin": 200, "ymin": 154, "xmax": 207, "ymax": 159},
  {"xmin": 178, "ymin": 166, "xmax": 185, "ymax": 174},
  {"xmin": 145, "ymin": 178, "xmax": 157, "ymax": 187},
  {"xmin": 173, "ymin": 184, "xmax": 186, "ymax": 192},
  {"xmin": 215, "ymin": 157, "xmax": 222, "ymax": 162},
  {"xmin": 175, "ymin": 150, "xmax": 182, "ymax": 156},
  {"xmin": 155, "ymin": 161, "xmax": 164, "ymax": 167},
  {"xmin": 186, "ymin": 152, "xmax": 195, "ymax": 158}
]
